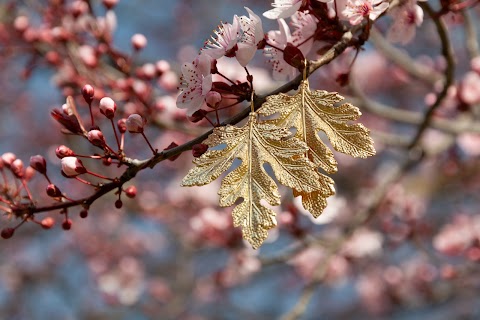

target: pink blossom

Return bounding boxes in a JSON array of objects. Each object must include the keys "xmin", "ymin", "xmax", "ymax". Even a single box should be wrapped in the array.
[
  {"xmin": 387, "ymin": 0, "xmax": 424, "ymax": 45},
  {"xmin": 131, "ymin": 33, "xmax": 147, "ymax": 50},
  {"xmin": 343, "ymin": 0, "xmax": 389, "ymax": 25},
  {"xmin": 236, "ymin": 7, "xmax": 264, "ymax": 67},
  {"xmin": 263, "ymin": 0, "xmax": 303, "ymax": 20},
  {"xmin": 291, "ymin": 11, "xmax": 318, "ymax": 56},
  {"xmin": 177, "ymin": 53, "xmax": 213, "ymax": 116},
  {"xmin": 458, "ymin": 71, "xmax": 480, "ymax": 105},
  {"xmin": 264, "ymin": 19, "xmax": 296, "ymax": 81},
  {"xmin": 202, "ymin": 18, "xmax": 241, "ymax": 60}
]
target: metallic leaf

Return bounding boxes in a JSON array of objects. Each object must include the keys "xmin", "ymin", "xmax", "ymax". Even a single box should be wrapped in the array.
[
  {"xmin": 259, "ymin": 80, "xmax": 375, "ymax": 217},
  {"xmin": 181, "ymin": 113, "xmax": 325, "ymax": 248}
]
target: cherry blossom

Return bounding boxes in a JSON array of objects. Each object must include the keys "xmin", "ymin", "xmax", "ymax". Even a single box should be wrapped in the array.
[
  {"xmin": 343, "ymin": 0, "xmax": 389, "ymax": 25},
  {"xmin": 236, "ymin": 7, "xmax": 264, "ymax": 67},
  {"xmin": 263, "ymin": 0, "xmax": 303, "ymax": 20},
  {"xmin": 387, "ymin": 0, "xmax": 424, "ymax": 45},
  {"xmin": 202, "ymin": 17, "xmax": 241, "ymax": 60},
  {"xmin": 264, "ymin": 19, "xmax": 302, "ymax": 81},
  {"xmin": 176, "ymin": 53, "xmax": 213, "ymax": 116},
  {"xmin": 291, "ymin": 11, "xmax": 318, "ymax": 56}
]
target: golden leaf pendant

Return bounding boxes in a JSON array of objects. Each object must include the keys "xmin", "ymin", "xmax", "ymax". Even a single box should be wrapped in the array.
[
  {"xmin": 182, "ymin": 79, "xmax": 375, "ymax": 249},
  {"xmin": 181, "ymin": 112, "xmax": 327, "ymax": 249},
  {"xmin": 258, "ymin": 80, "xmax": 376, "ymax": 218}
]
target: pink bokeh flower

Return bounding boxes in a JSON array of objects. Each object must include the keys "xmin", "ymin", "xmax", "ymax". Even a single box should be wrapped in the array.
[
  {"xmin": 387, "ymin": 0, "xmax": 424, "ymax": 45},
  {"xmin": 176, "ymin": 53, "xmax": 213, "ymax": 116},
  {"xmin": 343, "ymin": 0, "xmax": 389, "ymax": 25},
  {"xmin": 236, "ymin": 7, "xmax": 264, "ymax": 67}
]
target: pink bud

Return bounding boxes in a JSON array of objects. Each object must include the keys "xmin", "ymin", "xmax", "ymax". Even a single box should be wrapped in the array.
[
  {"xmin": 125, "ymin": 185, "xmax": 137, "ymax": 198},
  {"xmin": 46, "ymin": 184, "xmax": 62, "ymax": 197},
  {"xmin": 41, "ymin": 217, "xmax": 55, "ymax": 229},
  {"xmin": 71, "ymin": 0, "xmax": 89, "ymax": 17},
  {"xmin": 126, "ymin": 114, "xmax": 145, "ymax": 133},
  {"xmin": 30, "ymin": 155, "xmax": 47, "ymax": 174},
  {"xmin": 141, "ymin": 63, "xmax": 157, "ymax": 79},
  {"xmin": 131, "ymin": 33, "xmax": 147, "ymax": 51},
  {"xmin": 156, "ymin": 60, "xmax": 170, "ymax": 74},
  {"xmin": 117, "ymin": 118, "xmax": 127, "ymax": 133},
  {"xmin": 1, "ymin": 153, "xmax": 16, "ymax": 167},
  {"xmin": 87, "ymin": 130, "xmax": 106, "ymax": 147},
  {"xmin": 61, "ymin": 156, "xmax": 87, "ymax": 176},
  {"xmin": 99, "ymin": 97, "xmax": 117, "ymax": 119},
  {"xmin": 102, "ymin": 0, "xmax": 119, "ymax": 9},
  {"xmin": 24, "ymin": 167, "xmax": 36, "ymax": 181},
  {"xmin": 205, "ymin": 91, "xmax": 222, "ymax": 109},
  {"xmin": 56, "ymin": 145, "xmax": 75, "ymax": 159},
  {"xmin": 82, "ymin": 84, "xmax": 95, "ymax": 104},
  {"xmin": 11, "ymin": 159, "xmax": 24, "ymax": 178},
  {"xmin": 13, "ymin": 16, "xmax": 29, "ymax": 33},
  {"xmin": 1, "ymin": 228, "xmax": 15, "ymax": 239},
  {"xmin": 78, "ymin": 45, "xmax": 97, "ymax": 68}
]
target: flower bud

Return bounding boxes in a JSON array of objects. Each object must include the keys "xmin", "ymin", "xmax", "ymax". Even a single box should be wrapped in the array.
[
  {"xmin": 24, "ymin": 167, "xmax": 36, "ymax": 181},
  {"xmin": 30, "ymin": 155, "xmax": 47, "ymax": 174},
  {"xmin": 1, "ymin": 228, "xmax": 15, "ymax": 239},
  {"xmin": 56, "ymin": 145, "xmax": 75, "ymax": 159},
  {"xmin": 117, "ymin": 118, "xmax": 127, "ymax": 133},
  {"xmin": 14, "ymin": 16, "xmax": 29, "ymax": 33},
  {"xmin": 46, "ymin": 184, "xmax": 62, "ymax": 197},
  {"xmin": 1, "ymin": 153, "xmax": 16, "ymax": 167},
  {"xmin": 87, "ymin": 130, "xmax": 106, "ymax": 147},
  {"xmin": 62, "ymin": 219, "xmax": 72, "ymax": 230},
  {"xmin": 126, "ymin": 114, "xmax": 145, "ymax": 133},
  {"xmin": 125, "ymin": 185, "xmax": 137, "ymax": 198},
  {"xmin": 11, "ymin": 159, "xmax": 24, "ymax": 178},
  {"xmin": 41, "ymin": 217, "xmax": 55, "ymax": 229},
  {"xmin": 115, "ymin": 199, "xmax": 123, "ymax": 208},
  {"xmin": 80, "ymin": 209, "xmax": 88, "ymax": 218},
  {"xmin": 61, "ymin": 157, "xmax": 87, "ymax": 176},
  {"xmin": 131, "ymin": 33, "xmax": 147, "ymax": 51},
  {"xmin": 205, "ymin": 91, "xmax": 222, "ymax": 109},
  {"xmin": 156, "ymin": 60, "xmax": 170, "ymax": 74},
  {"xmin": 192, "ymin": 143, "xmax": 209, "ymax": 157},
  {"xmin": 99, "ymin": 97, "xmax": 117, "ymax": 119},
  {"xmin": 82, "ymin": 84, "xmax": 95, "ymax": 104}
]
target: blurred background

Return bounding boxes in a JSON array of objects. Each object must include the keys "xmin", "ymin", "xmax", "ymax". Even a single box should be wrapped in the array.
[{"xmin": 1, "ymin": 0, "xmax": 480, "ymax": 319}]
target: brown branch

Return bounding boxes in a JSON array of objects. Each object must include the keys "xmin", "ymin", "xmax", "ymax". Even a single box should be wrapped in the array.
[
  {"xmin": 19, "ymin": 30, "xmax": 356, "ymax": 216},
  {"xmin": 407, "ymin": 2, "xmax": 455, "ymax": 150}
]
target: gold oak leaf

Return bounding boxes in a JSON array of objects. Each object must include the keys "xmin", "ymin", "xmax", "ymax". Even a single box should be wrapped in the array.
[
  {"xmin": 181, "ymin": 113, "xmax": 325, "ymax": 249},
  {"xmin": 258, "ymin": 80, "xmax": 376, "ymax": 217}
]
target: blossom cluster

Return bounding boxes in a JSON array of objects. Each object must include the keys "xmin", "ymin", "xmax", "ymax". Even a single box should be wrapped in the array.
[{"xmin": 176, "ymin": 0, "xmax": 431, "ymax": 119}]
